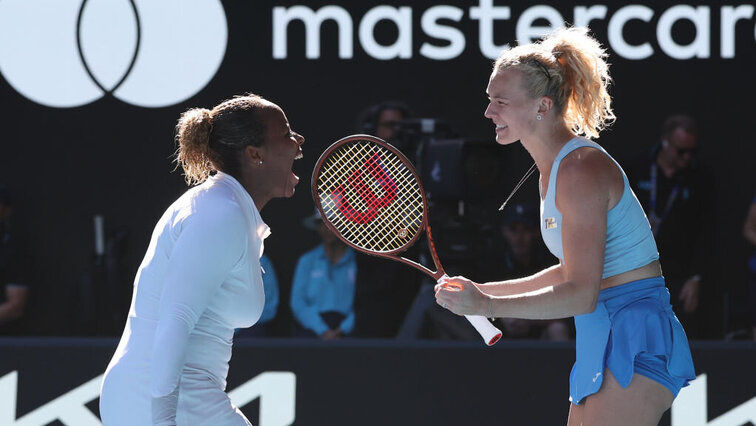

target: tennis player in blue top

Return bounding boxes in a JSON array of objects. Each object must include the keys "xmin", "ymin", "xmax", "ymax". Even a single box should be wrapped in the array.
[{"xmin": 435, "ymin": 27, "xmax": 695, "ymax": 425}]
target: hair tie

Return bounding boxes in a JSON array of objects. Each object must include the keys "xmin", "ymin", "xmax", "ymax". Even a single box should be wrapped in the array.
[{"xmin": 553, "ymin": 51, "xmax": 566, "ymax": 66}]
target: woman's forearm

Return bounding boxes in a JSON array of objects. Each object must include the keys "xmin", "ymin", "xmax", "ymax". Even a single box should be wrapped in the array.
[
  {"xmin": 476, "ymin": 264, "xmax": 564, "ymax": 297},
  {"xmin": 488, "ymin": 279, "xmax": 598, "ymax": 320}
]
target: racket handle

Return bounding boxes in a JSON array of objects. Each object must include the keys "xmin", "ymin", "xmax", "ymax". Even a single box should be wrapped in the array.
[
  {"xmin": 465, "ymin": 315, "xmax": 502, "ymax": 346},
  {"xmin": 437, "ymin": 275, "xmax": 502, "ymax": 346}
]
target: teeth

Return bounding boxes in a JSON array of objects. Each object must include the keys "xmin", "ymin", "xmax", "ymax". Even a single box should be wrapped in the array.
[{"xmin": 496, "ymin": 124, "xmax": 507, "ymax": 129}]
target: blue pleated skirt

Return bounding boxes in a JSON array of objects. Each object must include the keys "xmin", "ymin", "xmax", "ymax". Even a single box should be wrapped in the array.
[{"xmin": 569, "ymin": 277, "xmax": 696, "ymax": 404}]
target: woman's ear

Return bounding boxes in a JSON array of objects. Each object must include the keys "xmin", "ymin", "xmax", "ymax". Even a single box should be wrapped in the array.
[
  {"xmin": 538, "ymin": 96, "xmax": 554, "ymax": 115},
  {"xmin": 244, "ymin": 145, "xmax": 264, "ymax": 166}
]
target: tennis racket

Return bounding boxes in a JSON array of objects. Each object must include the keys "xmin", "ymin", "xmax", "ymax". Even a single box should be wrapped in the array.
[{"xmin": 311, "ymin": 134, "xmax": 502, "ymax": 346}]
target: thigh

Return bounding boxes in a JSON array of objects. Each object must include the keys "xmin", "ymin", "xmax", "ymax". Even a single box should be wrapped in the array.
[
  {"xmin": 99, "ymin": 363, "xmax": 152, "ymax": 426},
  {"xmin": 581, "ymin": 369, "xmax": 673, "ymax": 426},
  {"xmin": 567, "ymin": 402, "xmax": 584, "ymax": 426},
  {"xmin": 178, "ymin": 379, "xmax": 252, "ymax": 426}
]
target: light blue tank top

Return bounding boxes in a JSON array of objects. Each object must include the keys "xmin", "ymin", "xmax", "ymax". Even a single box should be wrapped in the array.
[{"xmin": 540, "ymin": 138, "xmax": 658, "ymax": 279}]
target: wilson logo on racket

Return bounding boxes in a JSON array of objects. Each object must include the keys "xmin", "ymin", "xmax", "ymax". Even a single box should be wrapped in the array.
[{"xmin": 331, "ymin": 153, "xmax": 398, "ymax": 224}]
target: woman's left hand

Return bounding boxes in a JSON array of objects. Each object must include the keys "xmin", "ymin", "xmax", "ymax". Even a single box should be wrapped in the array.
[{"xmin": 434, "ymin": 275, "xmax": 488, "ymax": 316}]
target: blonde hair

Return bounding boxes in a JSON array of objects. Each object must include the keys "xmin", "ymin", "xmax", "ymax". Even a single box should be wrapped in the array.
[
  {"xmin": 494, "ymin": 26, "xmax": 615, "ymax": 139},
  {"xmin": 174, "ymin": 94, "xmax": 269, "ymax": 186},
  {"xmin": 174, "ymin": 108, "xmax": 215, "ymax": 186}
]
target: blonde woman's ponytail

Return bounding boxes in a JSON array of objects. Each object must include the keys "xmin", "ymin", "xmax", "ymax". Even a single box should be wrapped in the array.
[{"xmin": 544, "ymin": 27, "xmax": 615, "ymax": 139}]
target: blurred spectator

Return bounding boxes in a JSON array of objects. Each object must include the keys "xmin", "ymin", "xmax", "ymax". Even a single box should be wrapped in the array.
[
  {"xmin": 742, "ymin": 194, "xmax": 756, "ymax": 341},
  {"xmin": 0, "ymin": 185, "xmax": 29, "ymax": 334},
  {"xmin": 493, "ymin": 202, "xmax": 551, "ymax": 276},
  {"xmin": 358, "ymin": 100, "xmax": 411, "ymax": 143},
  {"xmin": 290, "ymin": 209, "xmax": 356, "ymax": 340},
  {"xmin": 626, "ymin": 115, "xmax": 715, "ymax": 338},
  {"xmin": 354, "ymin": 252, "xmax": 423, "ymax": 338},
  {"xmin": 353, "ymin": 101, "xmax": 424, "ymax": 337},
  {"xmin": 235, "ymin": 254, "xmax": 279, "ymax": 337}
]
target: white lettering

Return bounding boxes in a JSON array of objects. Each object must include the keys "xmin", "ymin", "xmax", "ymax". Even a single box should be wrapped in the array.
[
  {"xmin": 720, "ymin": 5, "xmax": 755, "ymax": 58},
  {"xmin": 516, "ymin": 6, "xmax": 564, "ymax": 44},
  {"xmin": 672, "ymin": 374, "xmax": 756, "ymax": 426},
  {"xmin": 574, "ymin": 5, "xmax": 608, "ymax": 28},
  {"xmin": 608, "ymin": 5, "xmax": 654, "ymax": 60},
  {"xmin": 0, "ymin": 371, "xmax": 297, "ymax": 426},
  {"xmin": 0, "ymin": 371, "xmax": 102, "ymax": 426},
  {"xmin": 657, "ymin": 6, "xmax": 711, "ymax": 59},
  {"xmin": 270, "ymin": 3, "xmax": 755, "ymax": 61},
  {"xmin": 470, "ymin": 0, "xmax": 512, "ymax": 59},
  {"xmin": 229, "ymin": 372, "xmax": 297, "ymax": 426},
  {"xmin": 359, "ymin": 6, "xmax": 412, "ymax": 60},
  {"xmin": 419, "ymin": 6, "xmax": 466, "ymax": 60},
  {"xmin": 272, "ymin": 6, "xmax": 353, "ymax": 59}
]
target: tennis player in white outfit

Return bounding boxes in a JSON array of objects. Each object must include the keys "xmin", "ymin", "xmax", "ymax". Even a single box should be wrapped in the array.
[{"xmin": 99, "ymin": 94, "xmax": 304, "ymax": 425}]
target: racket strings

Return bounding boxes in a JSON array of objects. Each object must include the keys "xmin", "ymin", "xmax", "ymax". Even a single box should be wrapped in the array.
[
  {"xmin": 321, "ymin": 144, "xmax": 392, "ymax": 224},
  {"xmin": 323, "ymin": 144, "xmax": 388, "ymax": 213},
  {"xmin": 316, "ymin": 140, "xmax": 424, "ymax": 252},
  {"xmin": 323, "ymin": 158, "xmax": 408, "ymax": 248},
  {"xmin": 344, "ymin": 145, "xmax": 423, "ymax": 248}
]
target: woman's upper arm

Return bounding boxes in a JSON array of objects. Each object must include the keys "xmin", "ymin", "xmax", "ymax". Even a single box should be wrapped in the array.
[
  {"xmin": 554, "ymin": 151, "xmax": 612, "ymax": 308},
  {"xmin": 160, "ymin": 206, "xmax": 247, "ymax": 326}
]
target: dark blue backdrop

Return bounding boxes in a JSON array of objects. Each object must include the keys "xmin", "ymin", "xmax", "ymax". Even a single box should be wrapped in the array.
[{"xmin": 0, "ymin": 1, "xmax": 754, "ymax": 336}]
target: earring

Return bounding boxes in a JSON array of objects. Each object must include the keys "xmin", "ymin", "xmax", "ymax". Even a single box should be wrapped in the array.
[
  {"xmin": 258, "ymin": 160, "xmax": 263, "ymax": 165},
  {"xmin": 536, "ymin": 114, "xmax": 542, "ymax": 121}
]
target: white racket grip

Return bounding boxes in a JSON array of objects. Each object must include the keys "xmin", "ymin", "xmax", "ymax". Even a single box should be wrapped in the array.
[
  {"xmin": 437, "ymin": 274, "xmax": 502, "ymax": 346},
  {"xmin": 465, "ymin": 315, "xmax": 502, "ymax": 346}
]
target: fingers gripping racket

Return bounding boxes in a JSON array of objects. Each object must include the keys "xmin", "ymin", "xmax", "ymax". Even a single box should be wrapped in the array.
[{"xmin": 312, "ymin": 134, "xmax": 502, "ymax": 346}]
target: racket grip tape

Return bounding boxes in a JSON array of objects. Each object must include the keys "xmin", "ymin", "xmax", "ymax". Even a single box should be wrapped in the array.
[
  {"xmin": 437, "ymin": 275, "xmax": 502, "ymax": 346},
  {"xmin": 465, "ymin": 315, "xmax": 502, "ymax": 346}
]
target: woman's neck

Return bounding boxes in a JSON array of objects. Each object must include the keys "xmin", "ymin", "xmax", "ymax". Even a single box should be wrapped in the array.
[
  {"xmin": 235, "ymin": 171, "xmax": 270, "ymax": 211},
  {"xmin": 522, "ymin": 125, "xmax": 576, "ymax": 177}
]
